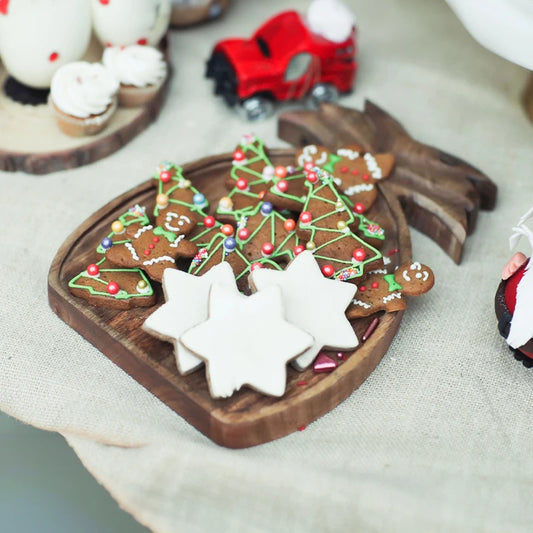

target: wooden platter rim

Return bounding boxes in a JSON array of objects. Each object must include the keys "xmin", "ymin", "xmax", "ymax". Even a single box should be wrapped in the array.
[{"xmin": 48, "ymin": 149, "xmax": 412, "ymax": 448}]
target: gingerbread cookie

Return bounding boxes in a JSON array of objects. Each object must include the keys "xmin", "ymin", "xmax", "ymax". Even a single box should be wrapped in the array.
[
  {"xmin": 296, "ymin": 167, "xmax": 383, "ymax": 282},
  {"xmin": 180, "ymin": 283, "xmax": 313, "ymax": 398},
  {"xmin": 296, "ymin": 144, "xmax": 395, "ymax": 215},
  {"xmin": 68, "ymin": 258, "xmax": 155, "ymax": 309},
  {"xmin": 347, "ymin": 262, "xmax": 434, "ymax": 319},
  {"xmin": 249, "ymin": 251, "xmax": 358, "ymax": 371},
  {"xmin": 105, "ymin": 222, "xmax": 197, "ymax": 283}
]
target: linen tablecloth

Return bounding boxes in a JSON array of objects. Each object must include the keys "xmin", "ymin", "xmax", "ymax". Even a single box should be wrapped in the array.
[{"xmin": 1, "ymin": 0, "xmax": 532, "ymax": 531}]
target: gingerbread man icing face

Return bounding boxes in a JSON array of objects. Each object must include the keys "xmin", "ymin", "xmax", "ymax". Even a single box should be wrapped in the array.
[
  {"xmin": 156, "ymin": 205, "xmax": 198, "ymax": 236},
  {"xmin": 397, "ymin": 262, "xmax": 434, "ymax": 295},
  {"xmin": 105, "ymin": 223, "xmax": 197, "ymax": 282}
]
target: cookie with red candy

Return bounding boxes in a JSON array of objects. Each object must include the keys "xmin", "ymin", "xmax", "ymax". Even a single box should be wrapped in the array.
[
  {"xmin": 296, "ymin": 144, "xmax": 395, "ymax": 215},
  {"xmin": 68, "ymin": 258, "xmax": 156, "ymax": 309},
  {"xmin": 347, "ymin": 262, "xmax": 434, "ymax": 319}
]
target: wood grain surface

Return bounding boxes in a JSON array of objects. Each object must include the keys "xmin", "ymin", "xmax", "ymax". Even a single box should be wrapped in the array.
[{"xmin": 48, "ymin": 148, "xmax": 412, "ymax": 448}]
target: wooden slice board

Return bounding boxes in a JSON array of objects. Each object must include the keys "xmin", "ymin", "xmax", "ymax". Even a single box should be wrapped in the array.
[
  {"xmin": 0, "ymin": 37, "xmax": 170, "ymax": 175},
  {"xmin": 48, "ymin": 148, "xmax": 413, "ymax": 448}
]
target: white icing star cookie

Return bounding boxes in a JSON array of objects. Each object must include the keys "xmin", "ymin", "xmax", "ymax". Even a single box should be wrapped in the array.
[
  {"xmin": 249, "ymin": 251, "xmax": 358, "ymax": 370},
  {"xmin": 180, "ymin": 284, "xmax": 313, "ymax": 398},
  {"xmin": 142, "ymin": 262, "xmax": 239, "ymax": 374}
]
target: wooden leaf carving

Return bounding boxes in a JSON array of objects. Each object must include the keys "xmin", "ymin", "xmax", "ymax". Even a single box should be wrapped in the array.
[{"xmin": 278, "ymin": 100, "xmax": 497, "ymax": 263}]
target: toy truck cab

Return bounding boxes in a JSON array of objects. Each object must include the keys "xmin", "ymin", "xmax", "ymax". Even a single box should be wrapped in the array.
[{"xmin": 206, "ymin": 10, "xmax": 357, "ymax": 120}]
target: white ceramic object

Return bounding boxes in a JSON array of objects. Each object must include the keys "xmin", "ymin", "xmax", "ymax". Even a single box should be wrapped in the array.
[
  {"xmin": 91, "ymin": 0, "xmax": 171, "ymax": 47},
  {"xmin": 445, "ymin": 0, "xmax": 533, "ymax": 71},
  {"xmin": 0, "ymin": 0, "xmax": 92, "ymax": 89}
]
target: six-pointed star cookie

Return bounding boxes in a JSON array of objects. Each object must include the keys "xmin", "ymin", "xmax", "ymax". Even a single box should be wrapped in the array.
[
  {"xmin": 249, "ymin": 251, "xmax": 358, "ymax": 370},
  {"xmin": 180, "ymin": 284, "xmax": 313, "ymax": 398},
  {"xmin": 142, "ymin": 262, "xmax": 239, "ymax": 374}
]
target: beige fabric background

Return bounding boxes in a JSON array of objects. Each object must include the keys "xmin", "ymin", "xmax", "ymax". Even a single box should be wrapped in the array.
[{"xmin": 1, "ymin": 0, "xmax": 533, "ymax": 531}]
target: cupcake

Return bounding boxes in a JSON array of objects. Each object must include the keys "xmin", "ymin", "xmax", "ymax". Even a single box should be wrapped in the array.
[
  {"xmin": 50, "ymin": 62, "xmax": 119, "ymax": 137},
  {"xmin": 103, "ymin": 45, "xmax": 167, "ymax": 108}
]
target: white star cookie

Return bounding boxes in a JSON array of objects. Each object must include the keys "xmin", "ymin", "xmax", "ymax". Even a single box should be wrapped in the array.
[
  {"xmin": 142, "ymin": 262, "xmax": 239, "ymax": 374},
  {"xmin": 180, "ymin": 284, "xmax": 313, "ymax": 398},
  {"xmin": 249, "ymin": 251, "xmax": 358, "ymax": 370}
]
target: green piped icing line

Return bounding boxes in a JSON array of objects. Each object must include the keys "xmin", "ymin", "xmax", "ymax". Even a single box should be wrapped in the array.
[
  {"xmin": 96, "ymin": 204, "xmax": 150, "ymax": 254},
  {"xmin": 153, "ymin": 161, "xmax": 210, "ymax": 219},
  {"xmin": 299, "ymin": 167, "xmax": 383, "ymax": 282},
  {"xmin": 188, "ymin": 232, "xmax": 283, "ymax": 281},
  {"xmin": 68, "ymin": 258, "xmax": 154, "ymax": 300},
  {"xmin": 384, "ymin": 273, "xmax": 402, "ymax": 292}
]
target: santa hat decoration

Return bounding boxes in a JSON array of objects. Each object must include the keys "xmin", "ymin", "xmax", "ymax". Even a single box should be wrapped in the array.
[
  {"xmin": 307, "ymin": 0, "xmax": 355, "ymax": 43},
  {"xmin": 0, "ymin": 0, "xmax": 10, "ymax": 15},
  {"xmin": 507, "ymin": 207, "xmax": 533, "ymax": 349}
]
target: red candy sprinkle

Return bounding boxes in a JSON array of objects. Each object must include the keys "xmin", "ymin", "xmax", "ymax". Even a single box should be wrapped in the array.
[
  {"xmin": 153, "ymin": 237, "xmax": 159, "ymax": 243},
  {"xmin": 351, "ymin": 169, "xmax": 359, "ymax": 176},
  {"xmin": 160, "ymin": 170, "xmax": 171, "ymax": 183},
  {"xmin": 137, "ymin": 38, "xmax": 147, "ymax": 45},
  {"xmin": 294, "ymin": 245, "xmax": 305, "ymax": 255},
  {"xmin": 251, "ymin": 262, "xmax": 263, "ymax": 271},
  {"xmin": 236, "ymin": 178, "xmax": 248, "ymax": 190},
  {"xmin": 299, "ymin": 211, "xmax": 312, "ymax": 224},
  {"xmin": 204, "ymin": 216, "xmax": 216, "ymax": 228},
  {"xmin": 233, "ymin": 149, "xmax": 245, "ymax": 161},
  {"xmin": 352, "ymin": 248, "xmax": 366, "ymax": 262},
  {"xmin": 238, "ymin": 228, "xmax": 250, "ymax": 240},
  {"xmin": 107, "ymin": 281, "xmax": 119, "ymax": 295},
  {"xmin": 371, "ymin": 281, "xmax": 379, "ymax": 289},
  {"xmin": 362, "ymin": 174, "xmax": 369, "ymax": 181},
  {"xmin": 321, "ymin": 264, "xmax": 334, "ymax": 277},
  {"xmin": 262, "ymin": 242, "xmax": 274, "ymax": 256},
  {"xmin": 362, "ymin": 317, "xmax": 380, "ymax": 342},
  {"xmin": 87, "ymin": 264, "xmax": 99, "ymax": 276},
  {"xmin": 341, "ymin": 166, "xmax": 348, "ymax": 173},
  {"xmin": 149, "ymin": 243, "xmax": 155, "ymax": 249},
  {"xmin": 284, "ymin": 219, "xmax": 296, "ymax": 232},
  {"xmin": 298, "ymin": 425, "xmax": 306, "ymax": 432},
  {"xmin": 48, "ymin": 52, "xmax": 59, "ymax": 62},
  {"xmin": 276, "ymin": 180, "xmax": 289, "ymax": 193},
  {"xmin": 359, "ymin": 285, "xmax": 366, "ymax": 292},
  {"xmin": 297, "ymin": 381, "xmax": 308, "ymax": 386},
  {"xmin": 306, "ymin": 171, "xmax": 318, "ymax": 184},
  {"xmin": 303, "ymin": 162, "xmax": 313, "ymax": 171},
  {"xmin": 144, "ymin": 249, "xmax": 151, "ymax": 256},
  {"xmin": 221, "ymin": 224, "xmax": 234, "ymax": 236},
  {"xmin": 99, "ymin": 0, "xmax": 109, "ymax": 4},
  {"xmin": 387, "ymin": 248, "xmax": 399, "ymax": 256},
  {"xmin": 353, "ymin": 202, "xmax": 365, "ymax": 214},
  {"xmin": 274, "ymin": 166, "xmax": 287, "ymax": 178}
]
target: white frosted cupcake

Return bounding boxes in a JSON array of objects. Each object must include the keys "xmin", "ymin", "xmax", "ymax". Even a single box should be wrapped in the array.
[
  {"xmin": 50, "ymin": 62, "xmax": 119, "ymax": 137},
  {"xmin": 103, "ymin": 45, "xmax": 167, "ymax": 107}
]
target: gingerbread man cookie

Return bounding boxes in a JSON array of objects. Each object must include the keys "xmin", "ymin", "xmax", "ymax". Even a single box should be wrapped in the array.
[
  {"xmin": 105, "ymin": 223, "xmax": 197, "ymax": 282},
  {"xmin": 347, "ymin": 262, "xmax": 434, "ymax": 319},
  {"xmin": 296, "ymin": 144, "xmax": 395, "ymax": 215}
]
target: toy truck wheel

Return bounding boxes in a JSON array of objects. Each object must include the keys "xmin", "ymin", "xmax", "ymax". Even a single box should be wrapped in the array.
[
  {"xmin": 308, "ymin": 83, "xmax": 340, "ymax": 108},
  {"xmin": 239, "ymin": 96, "xmax": 275, "ymax": 121}
]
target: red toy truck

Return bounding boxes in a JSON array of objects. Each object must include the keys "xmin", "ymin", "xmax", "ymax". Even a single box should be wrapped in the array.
[{"xmin": 206, "ymin": 10, "xmax": 357, "ymax": 120}]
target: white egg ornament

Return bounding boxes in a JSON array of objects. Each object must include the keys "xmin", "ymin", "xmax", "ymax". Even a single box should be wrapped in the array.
[
  {"xmin": 91, "ymin": 0, "xmax": 171, "ymax": 47},
  {"xmin": 0, "ymin": 0, "xmax": 92, "ymax": 89}
]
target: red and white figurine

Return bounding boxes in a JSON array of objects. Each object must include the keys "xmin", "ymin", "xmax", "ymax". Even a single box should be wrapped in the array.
[
  {"xmin": 91, "ymin": 0, "xmax": 171, "ymax": 48},
  {"xmin": 0, "ymin": 0, "xmax": 92, "ymax": 89},
  {"xmin": 496, "ymin": 207, "xmax": 533, "ymax": 366}
]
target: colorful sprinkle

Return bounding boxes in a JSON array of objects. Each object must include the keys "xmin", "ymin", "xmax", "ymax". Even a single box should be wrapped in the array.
[
  {"xmin": 362, "ymin": 317, "xmax": 380, "ymax": 342},
  {"xmin": 313, "ymin": 353, "xmax": 338, "ymax": 373}
]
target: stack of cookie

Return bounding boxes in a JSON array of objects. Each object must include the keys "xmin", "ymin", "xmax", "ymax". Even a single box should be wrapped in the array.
[{"xmin": 68, "ymin": 134, "xmax": 434, "ymax": 398}]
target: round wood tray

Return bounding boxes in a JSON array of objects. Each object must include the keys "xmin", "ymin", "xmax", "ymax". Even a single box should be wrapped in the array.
[
  {"xmin": 0, "ymin": 38, "xmax": 170, "ymax": 175},
  {"xmin": 48, "ymin": 148, "xmax": 412, "ymax": 448}
]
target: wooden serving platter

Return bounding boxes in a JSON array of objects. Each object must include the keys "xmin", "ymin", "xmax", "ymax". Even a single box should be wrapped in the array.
[
  {"xmin": 48, "ymin": 148, "xmax": 412, "ymax": 448},
  {"xmin": 0, "ymin": 37, "xmax": 170, "ymax": 175}
]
